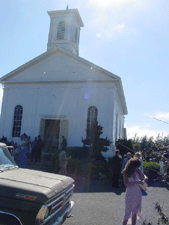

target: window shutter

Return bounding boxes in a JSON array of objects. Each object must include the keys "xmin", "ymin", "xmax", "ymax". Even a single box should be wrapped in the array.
[{"xmin": 57, "ymin": 21, "xmax": 65, "ymax": 40}]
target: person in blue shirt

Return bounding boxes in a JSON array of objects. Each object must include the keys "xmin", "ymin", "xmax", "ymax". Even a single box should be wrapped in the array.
[
  {"xmin": 20, "ymin": 133, "xmax": 28, "ymax": 141},
  {"xmin": 122, "ymin": 152, "xmax": 131, "ymax": 170},
  {"xmin": 135, "ymin": 152, "xmax": 144, "ymax": 173},
  {"xmin": 18, "ymin": 142, "xmax": 28, "ymax": 168}
]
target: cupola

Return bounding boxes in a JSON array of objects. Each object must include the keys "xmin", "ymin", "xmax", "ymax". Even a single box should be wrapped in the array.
[{"xmin": 47, "ymin": 8, "xmax": 84, "ymax": 55}]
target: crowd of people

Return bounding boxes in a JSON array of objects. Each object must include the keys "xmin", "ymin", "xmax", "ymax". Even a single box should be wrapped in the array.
[
  {"xmin": 112, "ymin": 147, "xmax": 169, "ymax": 188},
  {"xmin": 111, "ymin": 150, "xmax": 144, "ymax": 189},
  {"xmin": 0, "ymin": 133, "xmax": 44, "ymax": 168},
  {"xmin": 0, "ymin": 134, "xmax": 70, "ymax": 172},
  {"xmin": 1, "ymin": 134, "xmax": 169, "ymax": 225}
]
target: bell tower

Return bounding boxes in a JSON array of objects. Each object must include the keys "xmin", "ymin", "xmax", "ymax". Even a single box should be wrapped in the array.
[{"xmin": 47, "ymin": 8, "xmax": 84, "ymax": 56}]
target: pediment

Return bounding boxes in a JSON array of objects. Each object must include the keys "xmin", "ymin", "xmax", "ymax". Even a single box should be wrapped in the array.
[{"xmin": 0, "ymin": 48, "xmax": 119, "ymax": 83}]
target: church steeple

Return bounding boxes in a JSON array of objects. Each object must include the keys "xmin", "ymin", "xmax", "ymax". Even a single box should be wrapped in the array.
[{"xmin": 47, "ymin": 8, "xmax": 84, "ymax": 56}]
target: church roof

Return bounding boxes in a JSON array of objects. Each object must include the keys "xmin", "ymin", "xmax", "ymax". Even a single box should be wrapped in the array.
[
  {"xmin": 47, "ymin": 8, "xmax": 84, "ymax": 27},
  {"xmin": 0, "ymin": 47, "xmax": 128, "ymax": 114}
]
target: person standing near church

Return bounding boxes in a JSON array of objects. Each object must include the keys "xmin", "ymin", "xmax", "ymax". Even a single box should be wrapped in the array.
[
  {"xmin": 134, "ymin": 152, "xmax": 144, "ymax": 173},
  {"xmin": 26, "ymin": 136, "xmax": 31, "ymax": 159},
  {"xmin": 122, "ymin": 152, "xmax": 131, "ymax": 170},
  {"xmin": 111, "ymin": 150, "xmax": 121, "ymax": 188},
  {"xmin": 122, "ymin": 158, "xmax": 147, "ymax": 225},
  {"xmin": 18, "ymin": 142, "xmax": 28, "ymax": 168},
  {"xmin": 61, "ymin": 136, "xmax": 67, "ymax": 150},
  {"xmin": 31, "ymin": 137, "xmax": 37, "ymax": 162},
  {"xmin": 59, "ymin": 149, "xmax": 68, "ymax": 175},
  {"xmin": 141, "ymin": 149, "xmax": 146, "ymax": 161},
  {"xmin": 20, "ymin": 133, "xmax": 28, "ymax": 142},
  {"xmin": 36, "ymin": 135, "xmax": 44, "ymax": 162}
]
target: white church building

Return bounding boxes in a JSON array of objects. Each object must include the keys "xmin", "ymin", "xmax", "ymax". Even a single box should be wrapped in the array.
[{"xmin": 0, "ymin": 8, "xmax": 127, "ymax": 157}]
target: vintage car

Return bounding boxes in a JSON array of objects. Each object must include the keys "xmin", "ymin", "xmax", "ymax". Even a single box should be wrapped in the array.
[{"xmin": 0, "ymin": 143, "xmax": 74, "ymax": 225}]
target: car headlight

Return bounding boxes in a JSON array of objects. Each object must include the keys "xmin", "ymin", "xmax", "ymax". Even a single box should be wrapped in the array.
[
  {"xmin": 35, "ymin": 205, "xmax": 50, "ymax": 225},
  {"xmin": 44, "ymin": 207, "xmax": 50, "ymax": 219}
]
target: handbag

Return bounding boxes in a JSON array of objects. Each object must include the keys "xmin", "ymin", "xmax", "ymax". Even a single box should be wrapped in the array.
[
  {"xmin": 137, "ymin": 170, "xmax": 148, "ymax": 191},
  {"xmin": 138, "ymin": 181, "xmax": 148, "ymax": 191}
]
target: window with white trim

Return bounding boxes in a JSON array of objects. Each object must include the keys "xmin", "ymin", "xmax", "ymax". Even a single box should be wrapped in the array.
[{"xmin": 12, "ymin": 105, "xmax": 23, "ymax": 137}]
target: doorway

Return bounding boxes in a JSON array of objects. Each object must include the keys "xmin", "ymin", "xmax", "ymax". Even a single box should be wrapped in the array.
[
  {"xmin": 44, "ymin": 120, "xmax": 60, "ymax": 150},
  {"xmin": 39, "ymin": 118, "xmax": 68, "ymax": 153}
]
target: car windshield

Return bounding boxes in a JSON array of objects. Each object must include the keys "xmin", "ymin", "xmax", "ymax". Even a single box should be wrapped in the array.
[{"xmin": 0, "ymin": 147, "xmax": 17, "ymax": 170}]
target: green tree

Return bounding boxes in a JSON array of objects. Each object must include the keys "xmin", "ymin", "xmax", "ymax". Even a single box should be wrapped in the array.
[
  {"xmin": 82, "ymin": 121, "xmax": 111, "ymax": 161},
  {"xmin": 115, "ymin": 138, "xmax": 134, "ymax": 157}
]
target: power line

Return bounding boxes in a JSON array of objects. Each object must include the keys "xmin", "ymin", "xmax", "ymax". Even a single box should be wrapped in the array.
[
  {"xmin": 116, "ymin": 142, "xmax": 133, "ymax": 151},
  {"xmin": 125, "ymin": 120, "xmax": 149, "ymax": 123},
  {"xmin": 147, "ymin": 117, "xmax": 169, "ymax": 125}
]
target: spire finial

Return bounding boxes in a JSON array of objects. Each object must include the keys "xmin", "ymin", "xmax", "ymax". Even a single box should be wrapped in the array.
[{"xmin": 66, "ymin": 5, "xmax": 69, "ymax": 10}]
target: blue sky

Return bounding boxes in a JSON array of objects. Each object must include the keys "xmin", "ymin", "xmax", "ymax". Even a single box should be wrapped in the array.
[{"xmin": 0, "ymin": 0, "xmax": 169, "ymax": 139}]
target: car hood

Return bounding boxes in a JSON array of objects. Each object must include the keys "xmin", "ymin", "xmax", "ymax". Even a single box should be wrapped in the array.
[{"xmin": 0, "ymin": 168, "xmax": 74, "ymax": 203}]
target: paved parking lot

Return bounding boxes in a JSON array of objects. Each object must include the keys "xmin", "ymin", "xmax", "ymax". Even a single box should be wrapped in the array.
[{"xmin": 64, "ymin": 177, "xmax": 169, "ymax": 225}]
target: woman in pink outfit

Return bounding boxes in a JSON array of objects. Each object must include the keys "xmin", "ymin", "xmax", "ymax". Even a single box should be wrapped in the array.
[{"xmin": 122, "ymin": 158, "xmax": 148, "ymax": 225}]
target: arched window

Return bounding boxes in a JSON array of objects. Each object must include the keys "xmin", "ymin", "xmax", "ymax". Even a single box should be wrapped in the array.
[
  {"xmin": 87, "ymin": 106, "xmax": 98, "ymax": 139},
  {"xmin": 57, "ymin": 21, "xmax": 65, "ymax": 40},
  {"xmin": 12, "ymin": 105, "xmax": 23, "ymax": 137}
]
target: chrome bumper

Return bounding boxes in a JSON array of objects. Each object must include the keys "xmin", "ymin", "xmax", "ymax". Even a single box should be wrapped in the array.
[{"xmin": 46, "ymin": 201, "xmax": 74, "ymax": 225}]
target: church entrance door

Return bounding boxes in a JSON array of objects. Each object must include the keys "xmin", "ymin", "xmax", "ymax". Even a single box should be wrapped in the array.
[
  {"xmin": 39, "ymin": 118, "xmax": 69, "ymax": 153},
  {"xmin": 44, "ymin": 120, "xmax": 60, "ymax": 151}
]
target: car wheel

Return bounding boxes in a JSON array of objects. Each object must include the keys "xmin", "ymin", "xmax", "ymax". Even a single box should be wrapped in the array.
[{"xmin": 0, "ymin": 215, "xmax": 20, "ymax": 225}]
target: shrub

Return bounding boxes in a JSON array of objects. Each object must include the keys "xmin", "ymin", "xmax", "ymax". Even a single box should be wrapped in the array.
[
  {"xmin": 91, "ymin": 160, "xmax": 108, "ymax": 177},
  {"xmin": 48, "ymin": 146, "xmax": 110, "ymax": 179},
  {"xmin": 143, "ymin": 161, "xmax": 160, "ymax": 180},
  {"xmin": 67, "ymin": 158, "xmax": 108, "ymax": 179},
  {"xmin": 154, "ymin": 202, "xmax": 169, "ymax": 224},
  {"xmin": 47, "ymin": 149, "xmax": 62, "ymax": 173},
  {"xmin": 142, "ymin": 202, "xmax": 169, "ymax": 225},
  {"xmin": 67, "ymin": 158, "xmax": 86, "ymax": 176},
  {"xmin": 47, "ymin": 147, "xmax": 88, "ymax": 174},
  {"xmin": 68, "ymin": 146, "xmax": 90, "ymax": 160},
  {"xmin": 67, "ymin": 146, "xmax": 109, "ymax": 179}
]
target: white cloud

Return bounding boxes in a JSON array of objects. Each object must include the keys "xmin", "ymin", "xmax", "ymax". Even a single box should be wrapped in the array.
[
  {"xmin": 91, "ymin": 10, "xmax": 108, "ymax": 26},
  {"xmin": 155, "ymin": 111, "xmax": 169, "ymax": 120},
  {"xmin": 86, "ymin": 0, "xmax": 151, "ymax": 38},
  {"xmin": 125, "ymin": 124, "xmax": 169, "ymax": 139},
  {"xmin": 96, "ymin": 33, "xmax": 102, "ymax": 38},
  {"xmin": 114, "ymin": 23, "xmax": 125, "ymax": 32},
  {"xmin": 103, "ymin": 23, "xmax": 125, "ymax": 38}
]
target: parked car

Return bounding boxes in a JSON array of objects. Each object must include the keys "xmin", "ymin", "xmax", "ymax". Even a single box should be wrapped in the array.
[{"xmin": 0, "ymin": 143, "xmax": 74, "ymax": 225}]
